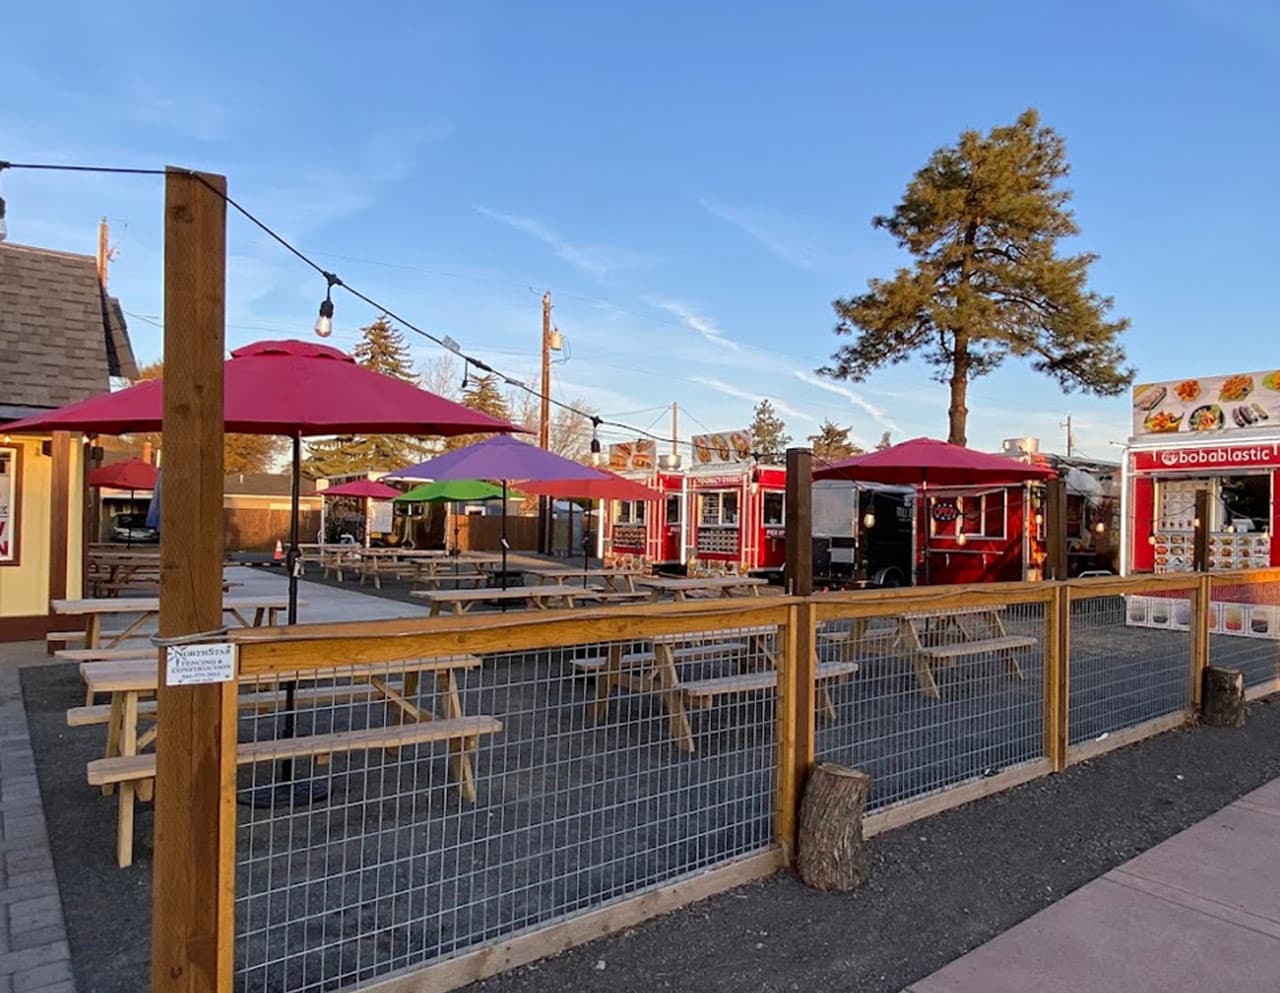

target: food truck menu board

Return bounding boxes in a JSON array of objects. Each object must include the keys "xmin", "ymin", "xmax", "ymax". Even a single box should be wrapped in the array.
[
  {"xmin": 1133, "ymin": 369, "xmax": 1280, "ymax": 438},
  {"xmin": 1126, "ymin": 595, "xmax": 1278, "ymax": 639},
  {"xmin": 1152, "ymin": 479, "xmax": 1271, "ymax": 573}
]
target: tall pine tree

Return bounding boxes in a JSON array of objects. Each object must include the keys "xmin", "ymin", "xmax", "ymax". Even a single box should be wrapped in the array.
[
  {"xmin": 821, "ymin": 109, "xmax": 1132, "ymax": 446},
  {"xmin": 444, "ymin": 373, "xmax": 513, "ymax": 451},
  {"xmin": 304, "ymin": 318, "xmax": 433, "ymax": 477},
  {"xmin": 750, "ymin": 399, "xmax": 791, "ymax": 464},
  {"xmin": 807, "ymin": 419, "xmax": 861, "ymax": 462}
]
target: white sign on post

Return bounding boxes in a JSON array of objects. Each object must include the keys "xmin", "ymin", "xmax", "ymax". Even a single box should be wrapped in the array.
[{"xmin": 165, "ymin": 643, "xmax": 237, "ymax": 686}]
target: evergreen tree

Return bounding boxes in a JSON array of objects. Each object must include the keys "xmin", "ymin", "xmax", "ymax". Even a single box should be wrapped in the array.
[
  {"xmin": 875, "ymin": 431, "xmax": 893, "ymax": 451},
  {"xmin": 821, "ymin": 109, "xmax": 1132, "ymax": 446},
  {"xmin": 750, "ymin": 399, "xmax": 791, "ymax": 464},
  {"xmin": 303, "ymin": 317, "xmax": 433, "ymax": 477},
  {"xmin": 807, "ymin": 419, "xmax": 861, "ymax": 462},
  {"xmin": 444, "ymin": 373, "xmax": 513, "ymax": 451}
]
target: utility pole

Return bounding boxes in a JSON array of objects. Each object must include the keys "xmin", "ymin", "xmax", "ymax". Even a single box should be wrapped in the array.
[
  {"xmin": 1061, "ymin": 414, "xmax": 1074, "ymax": 458},
  {"xmin": 671, "ymin": 401, "xmax": 679, "ymax": 460},
  {"xmin": 96, "ymin": 216, "xmax": 112, "ymax": 288}
]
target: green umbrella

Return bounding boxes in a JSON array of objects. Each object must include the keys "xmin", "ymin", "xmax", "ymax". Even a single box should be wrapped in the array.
[{"xmin": 394, "ymin": 479, "xmax": 516, "ymax": 503}]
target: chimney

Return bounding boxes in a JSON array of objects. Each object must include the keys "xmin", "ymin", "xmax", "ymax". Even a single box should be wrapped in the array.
[{"xmin": 96, "ymin": 217, "xmax": 110, "ymax": 288}]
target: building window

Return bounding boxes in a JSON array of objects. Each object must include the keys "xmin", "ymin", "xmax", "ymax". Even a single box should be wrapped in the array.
[
  {"xmin": 0, "ymin": 446, "xmax": 20, "ymax": 565},
  {"xmin": 957, "ymin": 491, "xmax": 1006, "ymax": 539},
  {"xmin": 616, "ymin": 500, "xmax": 647, "ymax": 525},
  {"xmin": 762, "ymin": 491, "xmax": 785, "ymax": 526},
  {"xmin": 700, "ymin": 490, "xmax": 739, "ymax": 527},
  {"xmin": 665, "ymin": 494, "xmax": 681, "ymax": 525}
]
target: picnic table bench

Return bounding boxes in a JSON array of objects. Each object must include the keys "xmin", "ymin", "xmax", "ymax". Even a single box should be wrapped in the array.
[
  {"xmin": 573, "ymin": 626, "xmax": 858, "ymax": 751},
  {"xmin": 633, "ymin": 575, "xmax": 769, "ymax": 602},
  {"xmin": 74, "ymin": 652, "xmax": 498, "ymax": 867},
  {"xmin": 523, "ymin": 568, "xmax": 643, "ymax": 592},
  {"xmin": 411, "ymin": 584, "xmax": 646, "ymax": 616},
  {"xmin": 823, "ymin": 605, "xmax": 1035, "ymax": 699}
]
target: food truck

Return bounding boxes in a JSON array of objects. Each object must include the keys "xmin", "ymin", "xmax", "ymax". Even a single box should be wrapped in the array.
[
  {"xmin": 1124, "ymin": 369, "xmax": 1279, "ymax": 576},
  {"xmin": 1122, "ymin": 369, "xmax": 1280, "ymax": 639},
  {"xmin": 600, "ymin": 440, "xmax": 688, "ymax": 573},
  {"xmin": 918, "ymin": 483, "xmax": 1046, "ymax": 584},
  {"xmin": 812, "ymin": 479, "xmax": 916, "ymax": 588}
]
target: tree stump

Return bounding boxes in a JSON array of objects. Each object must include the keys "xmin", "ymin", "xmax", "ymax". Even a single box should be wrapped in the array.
[
  {"xmin": 796, "ymin": 762, "xmax": 871, "ymax": 891},
  {"xmin": 1202, "ymin": 666, "xmax": 1246, "ymax": 728}
]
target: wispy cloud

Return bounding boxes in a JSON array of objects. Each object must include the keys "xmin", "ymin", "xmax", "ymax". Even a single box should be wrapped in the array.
[
  {"xmin": 475, "ymin": 207, "xmax": 649, "ymax": 278},
  {"xmin": 699, "ymin": 196, "xmax": 825, "ymax": 272},
  {"xmin": 647, "ymin": 298, "xmax": 741, "ymax": 352},
  {"xmin": 689, "ymin": 377, "xmax": 819, "ymax": 426},
  {"xmin": 792, "ymin": 370, "xmax": 900, "ymax": 432}
]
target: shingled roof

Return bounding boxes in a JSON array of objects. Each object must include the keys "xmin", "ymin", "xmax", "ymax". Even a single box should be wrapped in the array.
[{"xmin": 0, "ymin": 242, "xmax": 138, "ymax": 420}]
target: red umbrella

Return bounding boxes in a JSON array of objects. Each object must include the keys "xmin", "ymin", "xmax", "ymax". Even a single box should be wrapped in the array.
[
  {"xmin": 321, "ymin": 479, "xmax": 402, "ymax": 500},
  {"xmin": 814, "ymin": 437, "xmax": 1055, "ymax": 485},
  {"xmin": 516, "ymin": 472, "xmax": 662, "ymax": 502},
  {"xmin": 88, "ymin": 457, "xmax": 158, "ymax": 491},
  {"xmin": 4, "ymin": 339, "xmax": 519, "ymax": 436}
]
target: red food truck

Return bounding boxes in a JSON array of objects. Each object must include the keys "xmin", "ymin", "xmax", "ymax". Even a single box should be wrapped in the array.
[
  {"xmin": 600, "ymin": 440, "xmax": 688, "ymax": 572},
  {"xmin": 1123, "ymin": 369, "xmax": 1280, "ymax": 577}
]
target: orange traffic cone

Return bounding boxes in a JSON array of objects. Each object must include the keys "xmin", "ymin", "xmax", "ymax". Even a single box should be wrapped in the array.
[{"xmin": 273, "ymin": 539, "xmax": 284, "ymax": 561}]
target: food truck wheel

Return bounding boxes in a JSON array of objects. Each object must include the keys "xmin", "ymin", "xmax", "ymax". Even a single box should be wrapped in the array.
[{"xmin": 871, "ymin": 567, "xmax": 907, "ymax": 588}]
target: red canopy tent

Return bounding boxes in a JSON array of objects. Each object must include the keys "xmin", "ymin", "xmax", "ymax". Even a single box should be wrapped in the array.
[
  {"xmin": 814, "ymin": 437, "xmax": 1056, "ymax": 486},
  {"xmin": 815, "ymin": 438, "xmax": 1055, "ymax": 584}
]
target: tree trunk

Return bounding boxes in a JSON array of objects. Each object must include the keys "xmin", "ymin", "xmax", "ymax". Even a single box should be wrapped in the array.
[
  {"xmin": 948, "ymin": 331, "xmax": 970, "ymax": 446},
  {"xmin": 796, "ymin": 762, "xmax": 871, "ymax": 891},
  {"xmin": 1201, "ymin": 666, "xmax": 1245, "ymax": 728}
]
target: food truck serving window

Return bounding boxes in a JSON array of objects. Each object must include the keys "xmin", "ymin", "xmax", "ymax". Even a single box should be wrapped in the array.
[
  {"xmin": 955, "ymin": 491, "xmax": 1006, "ymax": 539},
  {"xmin": 762, "ymin": 491, "xmax": 785, "ymax": 526},
  {"xmin": 616, "ymin": 500, "xmax": 647, "ymax": 524},
  {"xmin": 700, "ymin": 490, "xmax": 739, "ymax": 526}
]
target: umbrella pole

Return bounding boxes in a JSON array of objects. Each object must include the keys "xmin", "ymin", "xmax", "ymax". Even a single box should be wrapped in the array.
[{"xmin": 500, "ymin": 480, "xmax": 508, "ymax": 611}]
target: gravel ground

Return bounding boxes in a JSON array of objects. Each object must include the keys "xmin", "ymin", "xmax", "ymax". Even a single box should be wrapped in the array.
[{"xmin": 21, "ymin": 598, "xmax": 1280, "ymax": 993}]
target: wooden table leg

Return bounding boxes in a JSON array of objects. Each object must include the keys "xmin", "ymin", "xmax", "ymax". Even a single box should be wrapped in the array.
[
  {"xmin": 115, "ymin": 690, "xmax": 140, "ymax": 868},
  {"xmin": 654, "ymin": 643, "xmax": 694, "ymax": 752},
  {"xmin": 593, "ymin": 643, "xmax": 623, "ymax": 722},
  {"xmin": 103, "ymin": 691, "xmax": 123, "ymax": 795},
  {"xmin": 903, "ymin": 619, "xmax": 940, "ymax": 699},
  {"xmin": 437, "ymin": 670, "xmax": 477, "ymax": 803}
]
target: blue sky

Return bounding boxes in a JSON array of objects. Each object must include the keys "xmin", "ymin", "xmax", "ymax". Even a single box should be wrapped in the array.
[{"xmin": 4, "ymin": 1, "xmax": 1278, "ymax": 459}]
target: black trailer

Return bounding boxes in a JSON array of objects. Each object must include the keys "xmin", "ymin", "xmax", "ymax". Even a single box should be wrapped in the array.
[{"xmin": 812, "ymin": 479, "xmax": 915, "ymax": 589}]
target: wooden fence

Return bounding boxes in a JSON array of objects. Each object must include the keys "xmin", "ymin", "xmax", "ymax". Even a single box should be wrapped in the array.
[{"xmin": 148, "ymin": 568, "xmax": 1279, "ymax": 993}]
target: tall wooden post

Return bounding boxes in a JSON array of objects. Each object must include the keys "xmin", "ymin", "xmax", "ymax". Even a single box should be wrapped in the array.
[
  {"xmin": 152, "ymin": 168, "xmax": 235, "ymax": 993},
  {"xmin": 778, "ymin": 448, "xmax": 815, "ymax": 860},
  {"xmin": 1044, "ymin": 478, "xmax": 1068, "ymax": 581},
  {"xmin": 537, "ymin": 291, "xmax": 552, "ymax": 554}
]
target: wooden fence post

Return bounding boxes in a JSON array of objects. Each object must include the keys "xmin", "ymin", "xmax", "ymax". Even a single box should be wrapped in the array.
[
  {"xmin": 1044, "ymin": 584, "xmax": 1071, "ymax": 770},
  {"xmin": 1191, "ymin": 573, "xmax": 1212, "ymax": 714},
  {"xmin": 1044, "ymin": 479, "xmax": 1068, "ymax": 581},
  {"xmin": 151, "ymin": 168, "xmax": 236, "ymax": 993},
  {"xmin": 783, "ymin": 448, "xmax": 812, "ymax": 598},
  {"xmin": 776, "ymin": 600, "xmax": 815, "ymax": 862}
]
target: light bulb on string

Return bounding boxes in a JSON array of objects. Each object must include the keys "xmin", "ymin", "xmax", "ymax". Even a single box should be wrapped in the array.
[
  {"xmin": 1094, "ymin": 520, "xmax": 1106, "ymax": 534},
  {"xmin": 862, "ymin": 511, "xmax": 876, "ymax": 529},
  {"xmin": 314, "ymin": 272, "xmax": 340, "ymax": 338},
  {"xmin": 956, "ymin": 531, "xmax": 968, "ymax": 547},
  {"xmin": 1034, "ymin": 512, "xmax": 1044, "ymax": 526}
]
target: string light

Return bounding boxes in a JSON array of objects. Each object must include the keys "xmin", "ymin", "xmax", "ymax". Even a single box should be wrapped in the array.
[
  {"xmin": 589, "ymin": 418, "xmax": 602, "ymax": 466},
  {"xmin": 862, "ymin": 511, "xmax": 876, "ymax": 529},
  {"xmin": 956, "ymin": 532, "xmax": 968, "ymax": 547},
  {"xmin": 1094, "ymin": 520, "xmax": 1106, "ymax": 534},
  {"xmin": 313, "ymin": 272, "xmax": 340, "ymax": 338}
]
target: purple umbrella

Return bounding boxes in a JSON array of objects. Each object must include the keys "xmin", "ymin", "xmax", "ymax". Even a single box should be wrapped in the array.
[{"xmin": 395, "ymin": 435, "xmax": 613, "ymax": 589}]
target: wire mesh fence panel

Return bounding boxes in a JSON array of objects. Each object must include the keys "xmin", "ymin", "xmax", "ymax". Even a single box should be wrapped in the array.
[
  {"xmin": 1068, "ymin": 590, "xmax": 1193, "ymax": 746},
  {"xmin": 814, "ymin": 598, "xmax": 1047, "ymax": 813},
  {"xmin": 1208, "ymin": 575, "xmax": 1280, "ymax": 691},
  {"xmin": 233, "ymin": 622, "xmax": 781, "ymax": 993}
]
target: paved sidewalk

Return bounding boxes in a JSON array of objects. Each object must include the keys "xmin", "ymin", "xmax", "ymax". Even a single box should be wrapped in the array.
[
  {"xmin": 904, "ymin": 777, "xmax": 1280, "ymax": 993},
  {"xmin": 1, "ymin": 643, "xmax": 74, "ymax": 993}
]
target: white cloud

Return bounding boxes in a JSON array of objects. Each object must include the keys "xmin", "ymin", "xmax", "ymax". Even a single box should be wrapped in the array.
[
  {"xmin": 792, "ymin": 370, "xmax": 900, "ymax": 432},
  {"xmin": 689, "ymin": 377, "xmax": 819, "ymax": 426},
  {"xmin": 698, "ymin": 197, "xmax": 824, "ymax": 272},
  {"xmin": 646, "ymin": 298, "xmax": 741, "ymax": 352},
  {"xmin": 475, "ymin": 207, "xmax": 647, "ymax": 278}
]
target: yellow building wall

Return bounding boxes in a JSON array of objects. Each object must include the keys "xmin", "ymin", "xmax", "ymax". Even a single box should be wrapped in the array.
[{"xmin": 0, "ymin": 435, "xmax": 85, "ymax": 618}]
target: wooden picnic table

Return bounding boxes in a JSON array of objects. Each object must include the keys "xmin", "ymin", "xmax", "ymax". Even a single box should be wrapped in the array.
[
  {"xmin": 51, "ymin": 595, "xmax": 297, "ymax": 652},
  {"xmin": 633, "ymin": 575, "xmax": 769, "ymax": 602},
  {"xmin": 523, "ymin": 567, "xmax": 642, "ymax": 593},
  {"xmin": 71, "ymin": 652, "xmax": 497, "ymax": 866},
  {"xmin": 357, "ymin": 549, "xmax": 502, "ymax": 589},
  {"xmin": 825, "ymin": 605, "xmax": 1035, "ymax": 699},
  {"xmin": 411, "ymin": 584, "xmax": 647, "ymax": 616}
]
